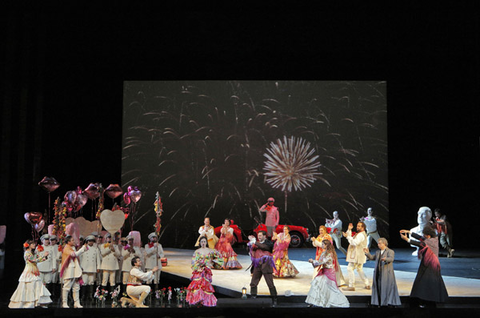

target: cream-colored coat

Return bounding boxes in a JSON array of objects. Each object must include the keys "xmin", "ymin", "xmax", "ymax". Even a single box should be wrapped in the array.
[
  {"xmin": 37, "ymin": 245, "xmax": 56, "ymax": 272},
  {"xmin": 144, "ymin": 243, "xmax": 164, "ymax": 269},
  {"xmin": 62, "ymin": 245, "xmax": 87, "ymax": 279},
  {"xmin": 79, "ymin": 245, "xmax": 102, "ymax": 273},
  {"xmin": 345, "ymin": 230, "xmax": 367, "ymax": 264},
  {"xmin": 99, "ymin": 244, "xmax": 121, "ymax": 270},
  {"xmin": 121, "ymin": 246, "xmax": 143, "ymax": 273}
]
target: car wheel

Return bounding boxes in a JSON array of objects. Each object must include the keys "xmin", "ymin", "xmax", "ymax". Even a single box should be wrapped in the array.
[{"xmin": 289, "ymin": 232, "xmax": 304, "ymax": 248}]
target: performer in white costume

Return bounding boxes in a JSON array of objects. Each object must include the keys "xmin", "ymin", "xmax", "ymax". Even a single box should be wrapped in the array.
[
  {"xmin": 121, "ymin": 235, "xmax": 143, "ymax": 294},
  {"xmin": 37, "ymin": 234, "xmax": 56, "ymax": 297},
  {"xmin": 121, "ymin": 256, "xmax": 158, "ymax": 308},
  {"xmin": 342, "ymin": 222, "xmax": 370, "ymax": 291},
  {"xmin": 144, "ymin": 232, "xmax": 164, "ymax": 287},
  {"xmin": 79, "ymin": 235, "xmax": 101, "ymax": 301},
  {"xmin": 195, "ymin": 217, "xmax": 219, "ymax": 249},
  {"xmin": 60, "ymin": 236, "xmax": 87, "ymax": 308},
  {"xmin": 99, "ymin": 233, "xmax": 121, "ymax": 292},
  {"xmin": 360, "ymin": 207, "xmax": 381, "ymax": 248},
  {"xmin": 325, "ymin": 211, "xmax": 347, "ymax": 255}
]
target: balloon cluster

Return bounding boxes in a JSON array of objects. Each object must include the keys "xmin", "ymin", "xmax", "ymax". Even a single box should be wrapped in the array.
[
  {"xmin": 64, "ymin": 186, "xmax": 88, "ymax": 213},
  {"xmin": 123, "ymin": 186, "xmax": 142, "ymax": 205},
  {"xmin": 24, "ymin": 212, "xmax": 45, "ymax": 233}
]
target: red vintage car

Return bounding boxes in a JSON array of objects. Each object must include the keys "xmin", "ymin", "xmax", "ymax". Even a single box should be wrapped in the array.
[{"xmin": 214, "ymin": 219, "xmax": 310, "ymax": 248}]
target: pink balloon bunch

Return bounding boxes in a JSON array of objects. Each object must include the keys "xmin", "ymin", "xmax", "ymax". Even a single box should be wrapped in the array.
[
  {"xmin": 123, "ymin": 186, "xmax": 142, "ymax": 205},
  {"xmin": 64, "ymin": 186, "xmax": 89, "ymax": 213},
  {"xmin": 24, "ymin": 212, "xmax": 45, "ymax": 232}
]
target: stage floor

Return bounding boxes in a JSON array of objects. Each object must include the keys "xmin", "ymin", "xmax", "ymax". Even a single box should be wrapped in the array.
[{"xmin": 162, "ymin": 247, "xmax": 480, "ymax": 298}]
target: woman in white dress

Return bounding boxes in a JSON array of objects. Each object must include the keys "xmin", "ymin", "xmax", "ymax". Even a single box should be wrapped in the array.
[
  {"xmin": 9, "ymin": 240, "xmax": 53, "ymax": 308},
  {"xmin": 305, "ymin": 239, "xmax": 349, "ymax": 308}
]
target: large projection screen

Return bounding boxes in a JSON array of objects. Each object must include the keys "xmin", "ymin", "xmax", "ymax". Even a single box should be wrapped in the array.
[{"xmin": 122, "ymin": 81, "xmax": 388, "ymax": 247}]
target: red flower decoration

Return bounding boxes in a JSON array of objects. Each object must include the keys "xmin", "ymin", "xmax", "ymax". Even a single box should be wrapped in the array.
[
  {"xmin": 23, "ymin": 242, "xmax": 29, "ymax": 248},
  {"xmin": 37, "ymin": 245, "xmax": 44, "ymax": 252}
]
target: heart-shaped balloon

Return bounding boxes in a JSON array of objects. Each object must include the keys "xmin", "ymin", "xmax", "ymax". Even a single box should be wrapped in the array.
[
  {"xmin": 129, "ymin": 187, "xmax": 142, "ymax": 203},
  {"xmin": 74, "ymin": 193, "xmax": 88, "ymax": 212},
  {"xmin": 85, "ymin": 183, "xmax": 100, "ymax": 200},
  {"xmin": 105, "ymin": 184, "xmax": 123, "ymax": 199},
  {"xmin": 35, "ymin": 219, "xmax": 45, "ymax": 232},
  {"xmin": 38, "ymin": 176, "xmax": 60, "ymax": 193},
  {"xmin": 24, "ymin": 212, "xmax": 43, "ymax": 225},
  {"xmin": 64, "ymin": 191, "xmax": 77, "ymax": 204},
  {"xmin": 100, "ymin": 209, "xmax": 125, "ymax": 234}
]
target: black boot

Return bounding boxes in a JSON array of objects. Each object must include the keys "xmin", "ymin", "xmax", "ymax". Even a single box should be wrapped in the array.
[
  {"xmin": 269, "ymin": 287, "xmax": 278, "ymax": 307},
  {"xmin": 80, "ymin": 285, "xmax": 86, "ymax": 302},
  {"xmin": 250, "ymin": 286, "xmax": 257, "ymax": 299}
]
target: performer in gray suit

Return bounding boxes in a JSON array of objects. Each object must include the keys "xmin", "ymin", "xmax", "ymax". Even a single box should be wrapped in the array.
[{"xmin": 364, "ymin": 238, "xmax": 401, "ymax": 307}]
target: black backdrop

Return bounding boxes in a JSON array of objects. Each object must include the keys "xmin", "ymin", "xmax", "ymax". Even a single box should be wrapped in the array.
[{"xmin": 1, "ymin": 6, "xmax": 479, "ymax": 289}]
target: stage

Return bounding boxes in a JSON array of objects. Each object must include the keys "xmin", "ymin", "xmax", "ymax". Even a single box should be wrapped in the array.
[{"xmin": 1, "ymin": 246, "xmax": 480, "ymax": 318}]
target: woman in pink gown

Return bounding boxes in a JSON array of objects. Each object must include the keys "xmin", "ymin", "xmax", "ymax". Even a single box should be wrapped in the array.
[
  {"xmin": 186, "ymin": 236, "xmax": 224, "ymax": 307},
  {"xmin": 214, "ymin": 219, "xmax": 242, "ymax": 269},
  {"xmin": 272, "ymin": 226, "xmax": 299, "ymax": 278}
]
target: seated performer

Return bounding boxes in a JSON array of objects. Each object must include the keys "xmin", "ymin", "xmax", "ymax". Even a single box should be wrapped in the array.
[
  {"xmin": 400, "ymin": 227, "xmax": 448, "ymax": 308},
  {"xmin": 121, "ymin": 256, "xmax": 158, "ymax": 308},
  {"xmin": 364, "ymin": 238, "xmax": 401, "ymax": 307},
  {"xmin": 186, "ymin": 236, "xmax": 224, "ymax": 307},
  {"xmin": 272, "ymin": 226, "xmax": 299, "ymax": 278},
  {"xmin": 195, "ymin": 217, "xmax": 218, "ymax": 249},
  {"xmin": 9, "ymin": 240, "xmax": 52, "ymax": 308},
  {"xmin": 214, "ymin": 218, "xmax": 242, "ymax": 269},
  {"xmin": 305, "ymin": 240, "xmax": 349, "ymax": 308}
]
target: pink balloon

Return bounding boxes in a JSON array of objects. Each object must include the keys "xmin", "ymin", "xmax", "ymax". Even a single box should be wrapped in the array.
[
  {"xmin": 35, "ymin": 219, "xmax": 45, "ymax": 232},
  {"xmin": 105, "ymin": 184, "xmax": 123, "ymax": 199},
  {"xmin": 64, "ymin": 191, "xmax": 77, "ymax": 204},
  {"xmin": 38, "ymin": 176, "xmax": 60, "ymax": 193},
  {"xmin": 123, "ymin": 192, "xmax": 131, "ymax": 205},
  {"xmin": 75, "ymin": 193, "xmax": 88, "ymax": 210},
  {"xmin": 24, "ymin": 212, "xmax": 43, "ymax": 225},
  {"xmin": 129, "ymin": 187, "xmax": 142, "ymax": 203},
  {"xmin": 84, "ymin": 183, "xmax": 100, "ymax": 200}
]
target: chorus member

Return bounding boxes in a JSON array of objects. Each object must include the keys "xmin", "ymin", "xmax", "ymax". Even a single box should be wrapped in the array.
[
  {"xmin": 36, "ymin": 234, "xmax": 56, "ymax": 297},
  {"xmin": 400, "ymin": 227, "xmax": 448, "ymax": 307},
  {"xmin": 195, "ymin": 217, "xmax": 218, "ymax": 249},
  {"xmin": 49, "ymin": 235, "xmax": 61, "ymax": 297},
  {"xmin": 433, "ymin": 208, "xmax": 454, "ymax": 257},
  {"xmin": 60, "ymin": 236, "xmax": 87, "ymax": 308},
  {"xmin": 116, "ymin": 237, "xmax": 127, "ymax": 284},
  {"xmin": 248, "ymin": 231, "xmax": 278, "ymax": 306},
  {"xmin": 272, "ymin": 226, "xmax": 299, "ymax": 278},
  {"xmin": 259, "ymin": 197, "xmax": 279, "ymax": 238},
  {"xmin": 79, "ymin": 235, "xmax": 101, "ymax": 302},
  {"xmin": 121, "ymin": 235, "xmax": 142, "ymax": 294},
  {"xmin": 364, "ymin": 238, "xmax": 401, "ymax": 307},
  {"xmin": 145, "ymin": 232, "xmax": 164, "ymax": 287},
  {"xmin": 343, "ymin": 222, "xmax": 370, "ymax": 291},
  {"xmin": 9, "ymin": 240, "xmax": 52, "ymax": 308},
  {"xmin": 305, "ymin": 240, "xmax": 349, "ymax": 308},
  {"xmin": 186, "ymin": 236, "xmax": 224, "ymax": 307},
  {"xmin": 99, "ymin": 233, "xmax": 120, "ymax": 293},
  {"xmin": 325, "ymin": 211, "xmax": 347, "ymax": 255},
  {"xmin": 360, "ymin": 207, "xmax": 380, "ymax": 248},
  {"xmin": 312, "ymin": 225, "xmax": 345, "ymax": 285},
  {"xmin": 121, "ymin": 256, "xmax": 158, "ymax": 308},
  {"xmin": 214, "ymin": 219, "xmax": 242, "ymax": 269}
]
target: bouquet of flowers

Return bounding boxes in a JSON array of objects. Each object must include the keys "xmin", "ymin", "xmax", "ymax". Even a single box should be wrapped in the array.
[
  {"xmin": 94, "ymin": 286, "xmax": 109, "ymax": 302},
  {"xmin": 110, "ymin": 285, "xmax": 121, "ymax": 307}
]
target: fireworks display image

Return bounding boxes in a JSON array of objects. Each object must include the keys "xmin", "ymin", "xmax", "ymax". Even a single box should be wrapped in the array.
[{"xmin": 122, "ymin": 81, "xmax": 388, "ymax": 247}]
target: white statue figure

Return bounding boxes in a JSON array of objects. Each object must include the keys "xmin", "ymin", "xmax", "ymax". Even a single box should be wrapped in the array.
[
  {"xmin": 360, "ymin": 207, "xmax": 380, "ymax": 248},
  {"xmin": 409, "ymin": 206, "xmax": 433, "ymax": 256}
]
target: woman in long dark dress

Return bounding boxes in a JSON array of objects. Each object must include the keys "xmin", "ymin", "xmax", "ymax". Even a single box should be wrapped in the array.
[{"xmin": 400, "ymin": 226, "xmax": 448, "ymax": 308}]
